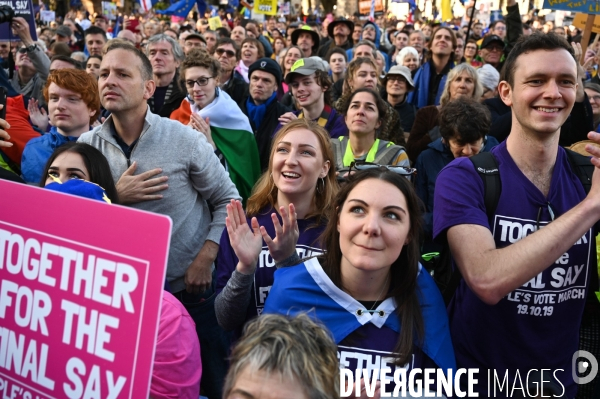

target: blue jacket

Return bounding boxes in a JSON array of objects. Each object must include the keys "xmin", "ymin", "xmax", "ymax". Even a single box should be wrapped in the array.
[
  {"xmin": 21, "ymin": 127, "xmax": 78, "ymax": 183},
  {"xmin": 265, "ymin": 257, "xmax": 456, "ymax": 373},
  {"xmin": 346, "ymin": 21, "xmax": 390, "ymax": 72},
  {"xmin": 414, "ymin": 136, "xmax": 499, "ymax": 241}
]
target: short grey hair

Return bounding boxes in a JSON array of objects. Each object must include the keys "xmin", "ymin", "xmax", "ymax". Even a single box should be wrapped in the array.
[
  {"xmin": 146, "ymin": 34, "xmax": 185, "ymax": 62},
  {"xmin": 396, "ymin": 46, "xmax": 419, "ymax": 67},
  {"xmin": 477, "ymin": 64, "xmax": 500, "ymax": 91}
]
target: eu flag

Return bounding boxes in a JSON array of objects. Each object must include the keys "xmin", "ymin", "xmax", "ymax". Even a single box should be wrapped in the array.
[{"xmin": 156, "ymin": 0, "xmax": 195, "ymax": 17}]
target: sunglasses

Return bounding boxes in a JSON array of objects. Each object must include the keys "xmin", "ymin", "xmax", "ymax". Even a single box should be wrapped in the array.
[
  {"xmin": 17, "ymin": 47, "xmax": 28, "ymax": 54},
  {"xmin": 215, "ymin": 48, "xmax": 236, "ymax": 58},
  {"xmin": 350, "ymin": 161, "xmax": 416, "ymax": 176}
]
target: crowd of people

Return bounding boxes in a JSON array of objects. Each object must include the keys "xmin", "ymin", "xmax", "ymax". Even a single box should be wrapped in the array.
[{"xmin": 2, "ymin": 3, "xmax": 600, "ymax": 398}]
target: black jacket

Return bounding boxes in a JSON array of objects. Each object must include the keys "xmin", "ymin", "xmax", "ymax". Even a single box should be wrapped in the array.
[
  {"xmin": 240, "ymin": 95, "xmax": 292, "ymax": 172},
  {"xmin": 148, "ymin": 74, "xmax": 187, "ymax": 118},
  {"xmin": 223, "ymin": 70, "xmax": 249, "ymax": 105},
  {"xmin": 391, "ymin": 99, "xmax": 417, "ymax": 133},
  {"xmin": 318, "ymin": 38, "xmax": 353, "ymax": 58}
]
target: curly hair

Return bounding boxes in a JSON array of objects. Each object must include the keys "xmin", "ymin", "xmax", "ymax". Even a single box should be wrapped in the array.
[
  {"xmin": 179, "ymin": 48, "xmax": 221, "ymax": 88},
  {"xmin": 223, "ymin": 313, "xmax": 340, "ymax": 399},
  {"xmin": 439, "ymin": 98, "xmax": 491, "ymax": 145},
  {"xmin": 43, "ymin": 69, "xmax": 100, "ymax": 125}
]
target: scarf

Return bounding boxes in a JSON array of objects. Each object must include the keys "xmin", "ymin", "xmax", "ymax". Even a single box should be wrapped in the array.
[
  {"xmin": 246, "ymin": 92, "xmax": 277, "ymax": 130},
  {"xmin": 408, "ymin": 60, "xmax": 451, "ymax": 109},
  {"xmin": 236, "ymin": 60, "xmax": 250, "ymax": 83},
  {"xmin": 298, "ymin": 104, "xmax": 333, "ymax": 128}
]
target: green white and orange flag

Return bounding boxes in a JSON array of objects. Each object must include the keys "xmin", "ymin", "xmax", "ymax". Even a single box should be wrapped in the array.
[{"xmin": 196, "ymin": 89, "xmax": 261, "ymax": 203}]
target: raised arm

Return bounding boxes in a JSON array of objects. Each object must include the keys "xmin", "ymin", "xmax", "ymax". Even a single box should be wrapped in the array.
[{"xmin": 446, "ymin": 153, "xmax": 600, "ymax": 304}]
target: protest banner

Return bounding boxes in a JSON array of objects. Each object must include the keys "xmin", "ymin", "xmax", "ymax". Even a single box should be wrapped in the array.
[
  {"xmin": 40, "ymin": 10, "xmax": 55, "ymax": 24},
  {"xmin": 254, "ymin": 0, "xmax": 278, "ymax": 15},
  {"xmin": 102, "ymin": 2, "xmax": 118, "ymax": 20},
  {"xmin": 359, "ymin": 0, "xmax": 383, "ymax": 15},
  {"xmin": 543, "ymin": 0, "xmax": 600, "ymax": 13},
  {"xmin": 0, "ymin": 179, "xmax": 172, "ymax": 399},
  {"xmin": 208, "ymin": 16, "xmax": 222, "ymax": 30},
  {"xmin": 573, "ymin": 12, "xmax": 600, "ymax": 33},
  {"xmin": 0, "ymin": 0, "xmax": 38, "ymax": 42}
]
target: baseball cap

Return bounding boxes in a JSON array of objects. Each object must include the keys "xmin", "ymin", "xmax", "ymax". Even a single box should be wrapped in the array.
[
  {"xmin": 481, "ymin": 35, "xmax": 505, "ymax": 49},
  {"xmin": 285, "ymin": 57, "xmax": 328, "ymax": 84},
  {"xmin": 56, "ymin": 25, "xmax": 72, "ymax": 38},
  {"xmin": 185, "ymin": 33, "xmax": 207, "ymax": 45}
]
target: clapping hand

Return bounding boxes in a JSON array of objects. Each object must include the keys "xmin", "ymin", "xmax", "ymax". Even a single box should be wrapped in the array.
[
  {"xmin": 226, "ymin": 200, "xmax": 263, "ymax": 275},
  {"xmin": 260, "ymin": 203, "xmax": 299, "ymax": 263}
]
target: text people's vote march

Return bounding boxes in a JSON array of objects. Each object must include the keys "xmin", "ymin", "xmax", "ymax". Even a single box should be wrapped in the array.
[{"xmin": 0, "ymin": 180, "xmax": 172, "ymax": 399}]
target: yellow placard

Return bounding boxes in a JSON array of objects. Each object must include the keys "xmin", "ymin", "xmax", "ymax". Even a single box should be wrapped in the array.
[
  {"xmin": 573, "ymin": 13, "xmax": 600, "ymax": 33},
  {"xmin": 208, "ymin": 16, "xmax": 222, "ymax": 30},
  {"xmin": 254, "ymin": 0, "xmax": 277, "ymax": 15}
]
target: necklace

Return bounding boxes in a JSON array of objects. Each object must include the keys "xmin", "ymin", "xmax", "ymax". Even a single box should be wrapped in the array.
[{"xmin": 356, "ymin": 273, "xmax": 389, "ymax": 317}]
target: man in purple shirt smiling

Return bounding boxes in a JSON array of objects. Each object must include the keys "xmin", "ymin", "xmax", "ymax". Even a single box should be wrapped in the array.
[{"xmin": 434, "ymin": 33, "xmax": 600, "ymax": 397}]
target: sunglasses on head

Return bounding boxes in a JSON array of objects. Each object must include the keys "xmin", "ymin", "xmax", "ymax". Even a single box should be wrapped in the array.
[{"xmin": 350, "ymin": 161, "xmax": 416, "ymax": 176}]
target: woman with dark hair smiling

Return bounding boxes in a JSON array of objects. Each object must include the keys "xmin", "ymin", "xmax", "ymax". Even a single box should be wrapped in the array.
[{"xmin": 226, "ymin": 167, "xmax": 455, "ymax": 396}]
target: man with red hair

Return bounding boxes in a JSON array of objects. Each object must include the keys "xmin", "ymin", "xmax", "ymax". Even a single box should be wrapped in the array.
[{"xmin": 21, "ymin": 69, "xmax": 100, "ymax": 183}]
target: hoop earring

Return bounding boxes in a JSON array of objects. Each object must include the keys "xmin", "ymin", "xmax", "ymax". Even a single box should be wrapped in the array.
[{"xmin": 317, "ymin": 177, "xmax": 325, "ymax": 194}]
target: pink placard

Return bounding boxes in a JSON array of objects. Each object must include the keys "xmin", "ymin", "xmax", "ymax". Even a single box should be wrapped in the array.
[{"xmin": 0, "ymin": 179, "xmax": 172, "ymax": 399}]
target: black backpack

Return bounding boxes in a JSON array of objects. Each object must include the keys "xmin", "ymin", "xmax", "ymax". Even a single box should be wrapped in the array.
[{"xmin": 432, "ymin": 149, "xmax": 596, "ymax": 305}]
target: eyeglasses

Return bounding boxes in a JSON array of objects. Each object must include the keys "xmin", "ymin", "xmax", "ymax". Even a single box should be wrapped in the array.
[
  {"xmin": 485, "ymin": 45, "xmax": 503, "ymax": 53},
  {"xmin": 387, "ymin": 75, "xmax": 406, "ymax": 82},
  {"xmin": 350, "ymin": 161, "xmax": 416, "ymax": 176},
  {"xmin": 465, "ymin": 46, "xmax": 478, "ymax": 51},
  {"xmin": 185, "ymin": 76, "xmax": 215, "ymax": 88},
  {"xmin": 215, "ymin": 48, "xmax": 236, "ymax": 58},
  {"xmin": 589, "ymin": 94, "xmax": 600, "ymax": 102}
]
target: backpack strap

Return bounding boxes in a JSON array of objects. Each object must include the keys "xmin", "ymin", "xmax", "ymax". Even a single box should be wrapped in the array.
[
  {"xmin": 563, "ymin": 149, "xmax": 600, "ymax": 303},
  {"xmin": 469, "ymin": 152, "xmax": 501, "ymax": 218},
  {"xmin": 440, "ymin": 152, "xmax": 501, "ymax": 305},
  {"xmin": 564, "ymin": 148, "xmax": 593, "ymax": 194}
]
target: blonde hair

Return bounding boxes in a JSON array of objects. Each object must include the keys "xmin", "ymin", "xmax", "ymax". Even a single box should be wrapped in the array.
[
  {"xmin": 246, "ymin": 119, "xmax": 338, "ymax": 226},
  {"xmin": 439, "ymin": 63, "xmax": 483, "ymax": 107},
  {"xmin": 223, "ymin": 313, "xmax": 340, "ymax": 399}
]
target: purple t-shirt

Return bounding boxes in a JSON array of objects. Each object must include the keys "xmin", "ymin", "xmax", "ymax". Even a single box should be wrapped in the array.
[
  {"xmin": 215, "ymin": 206, "xmax": 325, "ymax": 321},
  {"xmin": 433, "ymin": 141, "xmax": 593, "ymax": 398}
]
